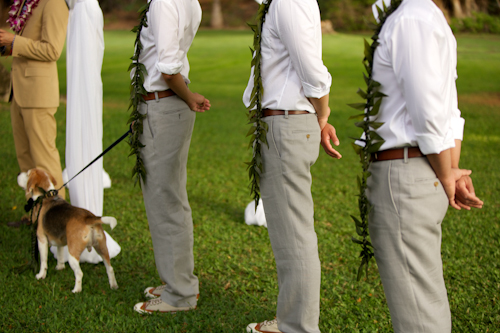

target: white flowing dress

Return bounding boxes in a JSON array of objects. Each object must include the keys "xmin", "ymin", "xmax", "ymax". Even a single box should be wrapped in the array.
[{"xmin": 51, "ymin": 0, "xmax": 121, "ymax": 263}]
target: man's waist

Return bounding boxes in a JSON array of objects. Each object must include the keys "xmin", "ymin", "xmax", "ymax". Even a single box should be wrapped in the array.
[
  {"xmin": 371, "ymin": 147, "xmax": 424, "ymax": 162},
  {"xmin": 142, "ymin": 89, "xmax": 176, "ymax": 101},
  {"xmin": 262, "ymin": 109, "xmax": 312, "ymax": 117}
]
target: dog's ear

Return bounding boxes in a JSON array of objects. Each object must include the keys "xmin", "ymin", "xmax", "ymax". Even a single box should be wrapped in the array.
[
  {"xmin": 26, "ymin": 170, "xmax": 37, "ymax": 195},
  {"xmin": 17, "ymin": 172, "xmax": 29, "ymax": 190},
  {"xmin": 49, "ymin": 173, "xmax": 57, "ymax": 186}
]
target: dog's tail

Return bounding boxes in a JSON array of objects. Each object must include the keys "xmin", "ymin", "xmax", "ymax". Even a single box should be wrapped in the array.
[{"xmin": 100, "ymin": 216, "xmax": 117, "ymax": 230}]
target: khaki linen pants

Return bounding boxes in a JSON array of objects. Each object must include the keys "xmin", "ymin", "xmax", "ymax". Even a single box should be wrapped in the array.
[
  {"xmin": 260, "ymin": 113, "xmax": 321, "ymax": 333},
  {"xmin": 139, "ymin": 95, "xmax": 199, "ymax": 308},
  {"xmin": 367, "ymin": 156, "xmax": 451, "ymax": 333},
  {"xmin": 10, "ymin": 98, "xmax": 65, "ymax": 199}
]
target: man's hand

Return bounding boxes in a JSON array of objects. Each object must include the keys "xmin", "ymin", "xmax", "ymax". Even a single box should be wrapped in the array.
[
  {"xmin": 161, "ymin": 73, "xmax": 210, "ymax": 112},
  {"xmin": 187, "ymin": 92, "xmax": 210, "ymax": 112},
  {"xmin": 455, "ymin": 175, "xmax": 483, "ymax": 210},
  {"xmin": 320, "ymin": 123, "xmax": 342, "ymax": 159},
  {"xmin": 0, "ymin": 29, "xmax": 15, "ymax": 47},
  {"xmin": 439, "ymin": 168, "xmax": 472, "ymax": 210}
]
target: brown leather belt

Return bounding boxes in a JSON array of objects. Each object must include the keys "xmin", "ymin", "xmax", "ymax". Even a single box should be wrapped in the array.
[
  {"xmin": 143, "ymin": 89, "xmax": 176, "ymax": 101},
  {"xmin": 371, "ymin": 147, "xmax": 424, "ymax": 162},
  {"xmin": 262, "ymin": 109, "xmax": 310, "ymax": 117}
]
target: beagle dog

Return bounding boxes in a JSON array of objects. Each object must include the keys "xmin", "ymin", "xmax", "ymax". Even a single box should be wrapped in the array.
[{"xmin": 18, "ymin": 168, "xmax": 118, "ymax": 293}]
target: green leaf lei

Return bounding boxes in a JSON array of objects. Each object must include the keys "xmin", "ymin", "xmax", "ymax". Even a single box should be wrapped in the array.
[
  {"xmin": 349, "ymin": 0, "xmax": 402, "ymax": 281},
  {"xmin": 246, "ymin": 1, "xmax": 272, "ymax": 208},
  {"xmin": 127, "ymin": 2, "xmax": 150, "ymax": 186}
]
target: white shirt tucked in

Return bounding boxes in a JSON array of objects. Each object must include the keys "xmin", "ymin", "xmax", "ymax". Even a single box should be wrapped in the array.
[
  {"xmin": 368, "ymin": 0, "xmax": 465, "ymax": 155},
  {"xmin": 243, "ymin": 0, "xmax": 331, "ymax": 113},
  {"xmin": 133, "ymin": 0, "xmax": 201, "ymax": 92}
]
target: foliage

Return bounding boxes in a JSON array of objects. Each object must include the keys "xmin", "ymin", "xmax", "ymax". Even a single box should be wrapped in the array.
[
  {"xmin": 450, "ymin": 11, "xmax": 500, "ymax": 33},
  {"xmin": 318, "ymin": 0, "xmax": 373, "ymax": 31},
  {"xmin": 0, "ymin": 30, "xmax": 499, "ymax": 332},
  {"xmin": 127, "ymin": 2, "xmax": 150, "ymax": 186},
  {"xmin": 245, "ymin": 2, "xmax": 271, "ymax": 210},
  {"xmin": 348, "ymin": 0, "xmax": 402, "ymax": 281},
  {"xmin": 98, "ymin": 0, "xmax": 144, "ymax": 14},
  {"xmin": 318, "ymin": 0, "xmax": 500, "ymax": 32}
]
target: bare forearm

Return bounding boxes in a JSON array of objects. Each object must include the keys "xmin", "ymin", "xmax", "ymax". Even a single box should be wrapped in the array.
[
  {"xmin": 309, "ymin": 94, "xmax": 330, "ymax": 130},
  {"xmin": 162, "ymin": 73, "xmax": 191, "ymax": 101},
  {"xmin": 451, "ymin": 139, "xmax": 461, "ymax": 168},
  {"xmin": 161, "ymin": 73, "xmax": 211, "ymax": 113},
  {"xmin": 427, "ymin": 149, "xmax": 452, "ymax": 181}
]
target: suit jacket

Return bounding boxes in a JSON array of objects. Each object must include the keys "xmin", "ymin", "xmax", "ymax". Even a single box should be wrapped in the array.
[{"xmin": 11, "ymin": 0, "xmax": 68, "ymax": 108}]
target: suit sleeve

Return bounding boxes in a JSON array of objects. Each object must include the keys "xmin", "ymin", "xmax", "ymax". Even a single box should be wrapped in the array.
[{"xmin": 12, "ymin": 0, "xmax": 69, "ymax": 62}]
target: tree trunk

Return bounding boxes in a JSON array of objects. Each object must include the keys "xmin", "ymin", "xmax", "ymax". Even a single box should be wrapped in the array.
[
  {"xmin": 433, "ymin": 0, "xmax": 451, "ymax": 21},
  {"xmin": 211, "ymin": 0, "xmax": 224, "ymax": 29},
  {"xmin": 1, "ymin": 1, "xmax": 7, "ymax": 27},
  {"xmin": 451, "ymin": 0, "xmax": 465, "ymax": 17},
  {"xmin": 463, "ymin": 0, "xmax": 478, "ymax": 16},
  {"xmin": 0, "ymin": 63, "xmax": 11, "ymax": 102}
]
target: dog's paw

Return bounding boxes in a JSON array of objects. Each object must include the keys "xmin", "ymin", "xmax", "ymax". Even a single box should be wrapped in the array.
[
  {"xmin": 55, "ymin": 263, "xmax": 65, "ymax": 270},
  {"xmin": 35, "ymin": 271, "xmax": 46, "ymax": 280},
  {"xmin": 110, "ymin": 282, "xmax": 119, "ymax": 290},
  {"xmin": 71, "ymin": 286, "xmax": 82, "ymax": 293}
]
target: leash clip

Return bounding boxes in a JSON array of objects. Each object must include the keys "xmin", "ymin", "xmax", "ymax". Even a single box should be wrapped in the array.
[{"xmin": 46, "ymin": 189, "xmax": 58, "ymax": 198}]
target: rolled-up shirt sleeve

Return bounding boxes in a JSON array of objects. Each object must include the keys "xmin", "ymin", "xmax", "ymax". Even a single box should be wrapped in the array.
[
  {"xmin": 450, "ymin": 77, "xmax": 465, "ymax": 140},
  {"xmin": 452, "ymin": 116, "xmax": 465, "ymax": 141},
  {"xmin": 392, "ymin": 17, "xmax": 455, "ymax": 155},
  {"xmin": 150, "ymin": 0, "xmax": 183, "ymax": 75},
  {"xmin": 275, "ymin": 0, "xmax": 331, "ymax": 99}
]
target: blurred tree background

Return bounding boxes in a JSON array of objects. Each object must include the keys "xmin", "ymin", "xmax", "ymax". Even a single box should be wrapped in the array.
[
  {"xmin": 1, "ymin": 0, "xmax": 499, "ymax": 31},
  {"xmin": 317, "ymin": 0, "xmax": 500, "ymax": 31}
]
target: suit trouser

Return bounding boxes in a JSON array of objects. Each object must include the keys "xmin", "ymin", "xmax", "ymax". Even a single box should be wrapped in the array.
[
  {"xmin": 10, "ymin": 98, "xmax": 65, "ymax": 199},
  {"xmin": 139, "ymin": 95, "xmax": 199, "ymax": 308},
  {"xmin": 367, "ymin": 156, "xmax": 451, "ymax": 333},
  {"xmin": 260, "ymin": 113, "xmax": 321, "ymax": 333}
]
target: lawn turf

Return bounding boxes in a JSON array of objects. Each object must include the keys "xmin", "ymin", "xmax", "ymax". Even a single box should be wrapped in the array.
[{"xmin": 0, "ymin": 30, "xmax": 499, "ymax": 332}]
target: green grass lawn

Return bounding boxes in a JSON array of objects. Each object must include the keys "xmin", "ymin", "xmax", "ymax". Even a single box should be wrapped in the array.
[{"xmin": 0, "ymin": 30, "xmax": 499, "ymax": 332}]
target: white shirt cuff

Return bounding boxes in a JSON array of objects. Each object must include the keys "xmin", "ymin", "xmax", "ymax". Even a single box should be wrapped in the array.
[
  {"xmin": 156, "ymin": 62, "xmax": 183, "ymax": 76},
  {"xmin": 451, "ymin": 117, "xmax": 465, "ymax": 141},
  {"xmin": 417, "ymin": 131, "xmax": 455, "ymax": 155},
  {"xmin": 302, "ymin": 81, "xmax": 331, "ymax": 99}
]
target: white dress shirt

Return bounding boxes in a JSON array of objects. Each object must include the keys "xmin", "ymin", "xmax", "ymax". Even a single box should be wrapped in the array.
[
  {"xmin": 243, "ymin": 0, "xmax": 331, "ymax": 113},
  {"xmin": 368, "ymin": 0, "xmax": 465, "ymax": 155},
  {"xmin": 133, "ymin": 0, "xmax": 201, "ymax": 93}
]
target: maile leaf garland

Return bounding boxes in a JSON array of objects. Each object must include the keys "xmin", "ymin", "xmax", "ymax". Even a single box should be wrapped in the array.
[
  {"xmin": 127, "ymin": 2, "xmax": 150, "ymax": 186},
  {"xmin": 348, "ymin": 0, "xmax": 402, "ymax": 281},
  {"xmin": 246, "ymin": 1, "xmax": 272, "ymax": 209}
]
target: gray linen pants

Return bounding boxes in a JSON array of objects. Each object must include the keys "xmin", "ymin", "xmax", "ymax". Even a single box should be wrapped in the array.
[
  {"xmin": 260, "ymin": 113, "xmax": 321, "ymax": 333},
  {"xmin": 139, "ymin": 95, "xmax": 199, "ymax": 308},
  {"xmin": 367, "ymin": 156, "xmax": 451, "ymax": 333}
]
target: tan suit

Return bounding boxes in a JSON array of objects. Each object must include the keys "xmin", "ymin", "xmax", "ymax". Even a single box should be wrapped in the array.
[{"xmin": 9, "ymin": 0, "xmax": 68, "ymax": 198}]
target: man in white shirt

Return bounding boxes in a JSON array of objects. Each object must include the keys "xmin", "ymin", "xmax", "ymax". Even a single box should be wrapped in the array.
[
  {"xmin": 243, "ymin": 0, "xmax": 341, "ymax": 332},
  {"xmin": 132, "ymin": 0, "xmax": 210, "ymax": 314},
  {"xmin": 366, "ymin": 0, "xmax": 483, "ymax": 331}
]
